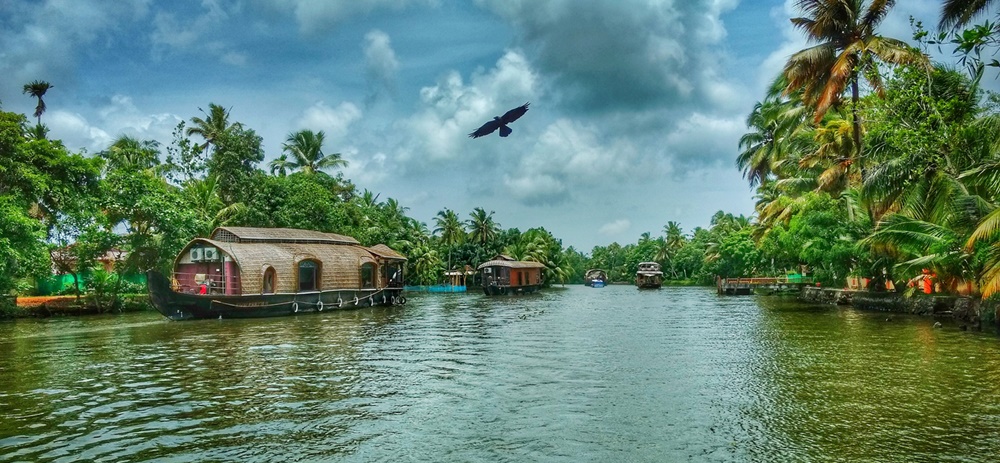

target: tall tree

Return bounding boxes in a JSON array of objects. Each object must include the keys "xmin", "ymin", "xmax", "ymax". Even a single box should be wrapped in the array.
[
  {"xmin": 186, "ymin": 103, "xmax": 237, "ymax": 156},
  {"xmin": 268, "ymin": 154, "xmax": 293, "ymax": 177},
  {"xmin": 783, "ymin": 0, "xmax": 927, "ymax": 165},
  {"xmin": 101, "ymin": 136, "xmax": 160, "ymax": 174},
  {"xmin": 940, "ymin": 0, "xmax": 995, "ymax": 29},
  {"xmin": 434, "ymin": 208, "xmax": 465, "ymax": 275},
  {"xmin": 22, "ymin": 80, "xmax": 53, "ymax": 125},
  {"xmin": 282, "ymin": 129, "xmax": 347, "ymax": 175},
  {"xmin": 467, "ymin": 207, "xmax": 500, "ymax": 246}
]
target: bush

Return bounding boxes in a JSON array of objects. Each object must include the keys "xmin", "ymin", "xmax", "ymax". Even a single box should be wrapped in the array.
[{"xmin": 0, "ymin": 296, "xmax": 26, "ymax": 319}]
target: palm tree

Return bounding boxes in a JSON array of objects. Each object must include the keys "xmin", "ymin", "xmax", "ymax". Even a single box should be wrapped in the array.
[
  {"xmin": 359, "ymin": 189, "xmax": 381, "ymax": 209},
  {"xmin": 102, "ymin": 136, "xmax": 160, "ymax": 173},
  {"xmin": 783, "ymin": 0, "xmax": 927, "ymax": 163},
  {"xmin": 282, "ymin": 129, "xmax": 348, "ymax": 175},
  {"xmin": 186, "ymin": 103, "xmax": 238, "ymax": 156},
  {"xmin": 22, "ymin": 80, "xmax": 53, "ymax": 125},
  {"xmin": 664, "ymin": 221, "xmax": 685, "ymax": 250},
  {"xmin": 940, "ymin": 0, "xmax": 995, "ymax": 29},
  {"xmin": 467, "ymin": 207, "xmax": 500, "ymax": 246},
  {"xmin": 737, "ymin": 97, "xmax": 810, "ymax": 187},
  {"xmin": 798, "ymin": 116, "xmax": 859, "ymax": 196},
  {"xmin": 268, "ymin": 154, "xmax": 294, "ymax": 177},
  {"xmin": 410, "ymin": 243, "xmax": 443, "ymax": 285},
  {"xmin": 433, "ymin": 208, "xmax": 465, "ymax": 277},
  {"xmin": 184, "ymin": 175, "xmax": 247, "ymax": 237}
]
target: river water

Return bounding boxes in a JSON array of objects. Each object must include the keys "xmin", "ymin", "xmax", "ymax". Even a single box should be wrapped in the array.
[{"xmin": 1, "ymin": 286, "xmax": 999, "ymax": 462}]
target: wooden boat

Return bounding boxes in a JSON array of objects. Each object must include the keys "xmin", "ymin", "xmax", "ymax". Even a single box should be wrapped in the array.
[
  {"xmin": 635, "ymin": 262, "xmax": 663, "ymax": 289},
  {"xmin": 584, "ymin": 269, "xmax": 607, "ymax": 287},
  {"xmin": 477, "ymin": 255, "xmax": 546, "ymax": 295},
  {"xmin": 147, "ymin": 227, "xmax": 406, "ymax": 320}
]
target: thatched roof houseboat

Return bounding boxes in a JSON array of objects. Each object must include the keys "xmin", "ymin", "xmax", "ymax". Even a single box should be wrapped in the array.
[
  {"xmin": 147, "ymin": 227, "xmax": 406, "ymax": 320},
  {"xmin": 584, "ymin": 269, "xmax": 607, "ymax": 287},
  {"xmin": 636, "ymin": 262, "xmax": 663, "ymax": 289},
  {"xmin": 477, "ymin": 255, "xmax": 545, "ymax": 296}
]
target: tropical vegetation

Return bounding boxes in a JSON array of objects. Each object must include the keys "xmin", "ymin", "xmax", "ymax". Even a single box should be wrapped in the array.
[{"xmin": 7, "ymin": 2, "xmax": 1000, "ymax": 317}]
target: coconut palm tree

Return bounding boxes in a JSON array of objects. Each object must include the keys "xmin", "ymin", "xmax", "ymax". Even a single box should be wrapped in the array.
[
  {"xmin": 467, "ymin": 207, "xmax": 500, "ymax": 246},
  {"xmin": 433, "ymin": 208, "xmax": 465, "ymax": 277},
  {"xmin": 664, "ymin": 221, "xmax": 685, "ymax": 250},
  {"xmin": 184, "ymin": 175, "xmax": 247, "ymax": 237},
  {"xmin": 22, "ymin": 80, "xmax": 52, "ymax": 125},
  {"xmin": 102, "ymin": 136, "xmax": 160, "ymax": 173},
  {"xmin": 737, "ymin": 97, "xmax": 811, "ymax": 187},
  {"xmin": 268, "ymin": 154, "xmax": 294, "ymax": 177},
  {"xmin": 783, "ymin": 0, "xmax": 927, "ymax": 164},
  {"xmin": 282, "ymin": 129, "xmax": 347, "ymax": 175},
  {"xmin": 798, "ymin": 116, "xmax": 859, "ymax": 196},
  {"xmin": 940, "ymin": 0, "xmax": 996, "ymax": 29},
  {"xmin": 186, "ymin": 103, "xmax": 239, "ymax": 156}
]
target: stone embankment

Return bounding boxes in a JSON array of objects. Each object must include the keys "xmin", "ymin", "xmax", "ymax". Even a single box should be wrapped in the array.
[{"xmin": 800, "ymin": 287, "xmax": 998, "ymax": 331}]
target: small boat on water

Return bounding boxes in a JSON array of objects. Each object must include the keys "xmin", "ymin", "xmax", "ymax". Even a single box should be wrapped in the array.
[
  {"xmin": 478, "ymin": 255, "xmax": 546, "ymax": 295},
  {"xmin": 584, "ymin": 269, "xmax": 608, "ymax": 288},
  {"xmin": 635, "ymin": 262, "xmax": 663, "ymax": 289},
  {"xmin": 147, "ymin": 226, "xmax": 407, "ymax": 320}
]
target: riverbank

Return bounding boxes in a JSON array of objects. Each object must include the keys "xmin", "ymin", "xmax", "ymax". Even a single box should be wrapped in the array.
[
  {"xmin": 0, "ymin": 295, "xmax": 152, "ymax": 319},
  {"xmin": 800, "ymin": 287, "xmax": 999, "ymax": 332}
]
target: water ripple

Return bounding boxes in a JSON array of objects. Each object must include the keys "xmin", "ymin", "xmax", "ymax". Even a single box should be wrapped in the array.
[{"xmin": 2, "ymin": 287, "xmax": 1000, "ymax": 461}]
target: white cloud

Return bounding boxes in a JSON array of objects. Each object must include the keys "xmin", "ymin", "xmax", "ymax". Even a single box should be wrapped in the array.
[
  {"xmin": 599, "ymin": 219, "xmax": 631, "ymax": 236},
  {"xmin": 295, "ymin": 101, "xmax": 362, "ymax": 140},
  {"xmin": 479, "ymin": 0, "xmax": 739, "ymax": 111},
  {"xmin": 46, "ymin": 111, "xmax": 113, "ymax": 153},
  {"xmin": 363, "ymin": 29, "xmax": 399, "ymax": 104},
  {"xmin": 503, "ymin": 172, "xmax": 568, "ymax": 205},
  {"xmin": 45, "ymin": 95, "xmax": 181, "ymax": 154},
  {"xmin": 398, "ymin": 50, "xmax": 538, "ymax": 162},
  {"xmin": 665, "ymin": 112, "xmax": 745, "ymax": 167},
  {"xmin": 284, "ymin": 0, "xmax": 441, "ymax": 34}
]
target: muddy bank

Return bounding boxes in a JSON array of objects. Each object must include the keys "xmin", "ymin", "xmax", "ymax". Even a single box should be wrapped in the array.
[
  {"xmin": 1, "ymin": 295, "xmax": 152, "ymax": 319},
  {"xmin": 800, "ymin": 287, "xmax": 999, "ymax": 332}
]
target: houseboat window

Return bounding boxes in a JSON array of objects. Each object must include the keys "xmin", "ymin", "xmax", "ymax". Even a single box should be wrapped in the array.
[
  {"xmin": 298, "ymin": 260, "xmax": 319, "ymax": 291},
  {"xmin": 360, "ymin": 262, "xmax": 375, "ymax": 289},
  {"xmin": 263, "ymin": 267, "xmax": 276, "ymax": 294}
]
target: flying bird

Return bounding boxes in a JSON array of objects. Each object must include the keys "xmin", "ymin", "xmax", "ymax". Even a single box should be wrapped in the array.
[{"xmin": 468, "ymin": 102, "xmax": 530, "ymax": 138}]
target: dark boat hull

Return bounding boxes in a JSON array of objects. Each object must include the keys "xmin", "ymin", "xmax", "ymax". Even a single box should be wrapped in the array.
[
  {"xmin": 636, "ymin": 276, "xmax": 663, "ymax": 289},
  {"xmin": 482, "ymin": 283, "xmax": 541, "ymax": 296},
  {"xmin": 147, "ymin": 270, "xmax": 405, "ymax": 320}
]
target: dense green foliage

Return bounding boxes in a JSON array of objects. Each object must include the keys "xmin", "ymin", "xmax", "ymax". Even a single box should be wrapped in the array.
[{"xmin": 9, "ymin": 4, "xmax": 1000, "ymax": 301}]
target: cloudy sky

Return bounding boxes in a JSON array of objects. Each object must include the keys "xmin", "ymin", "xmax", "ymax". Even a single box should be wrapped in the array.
[{"xmin": 0, "ymin": 0, "xmax": 957, "ymax": 251}]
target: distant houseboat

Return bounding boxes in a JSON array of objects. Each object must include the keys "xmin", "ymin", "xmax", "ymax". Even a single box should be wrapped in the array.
[
  {"xmin": 584, "ymin": 269, "xmax": 607, "ymax": 287},
  {"xmin": 147, "ymin": 227, "xmax": 406, "ymax": 320},
  {"xmin": 477, "ymin": 255, "xmax": 546, "ymax": 295},
  {"xmin": 635, "ymin": 262, "xmax": 663, "ymax": 289}
]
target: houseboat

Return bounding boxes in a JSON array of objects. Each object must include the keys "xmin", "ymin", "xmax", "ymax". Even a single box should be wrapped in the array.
[
  {"xmin": 635, "ymin": 262, "xmax": 663, "ymax": 289},
  {"xmin": 147, "ymin": 226, "xmax": 407, "ymax": 320},
  {"xmin": 584, "ymin": 269, "xmax": 607, "ymax": 287},
  {"xmin": 477, "ymin": 255, "xmax": 546, "ymax": 295}
]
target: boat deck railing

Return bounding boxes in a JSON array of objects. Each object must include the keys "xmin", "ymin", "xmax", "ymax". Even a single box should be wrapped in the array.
[
  {"xmin": 171, "ymin": 272, "xmax": 237, "ymax": 295},
  {"xmin": 171, "ymin": 271, "xmax": 403, "ymax": 295}
]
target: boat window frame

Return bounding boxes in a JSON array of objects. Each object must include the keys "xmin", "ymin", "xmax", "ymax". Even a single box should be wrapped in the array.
[
  {"xmin": 360, "ymin": 262, "xmax": 376, "ymax": 289},
  {"xmin": 262, "ymin": 266, "xmax": 277, "ymax": 294},
  {"xmin": 297, "ymin": 259, "xmax": 321, "ymax": 292}
]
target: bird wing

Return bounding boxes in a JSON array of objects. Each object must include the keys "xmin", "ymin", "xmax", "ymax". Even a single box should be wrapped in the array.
[
  {"xmin": 500, "ymin": 102, "xmax": 530, "ymax": 124},
  {"xmin": 469, "ymin": 119, "xmax": 501, "ymax": 138}
]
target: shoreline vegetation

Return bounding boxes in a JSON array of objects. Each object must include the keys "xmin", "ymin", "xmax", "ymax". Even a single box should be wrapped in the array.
[{"xmin": 5, "ymin": 4, "xmax": 1000, "ymax": 331}]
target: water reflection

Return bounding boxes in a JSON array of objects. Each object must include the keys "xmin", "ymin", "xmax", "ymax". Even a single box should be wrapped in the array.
[{"xmin": 1, "ymin": 289, "xmax": 999, "ymax": 462}]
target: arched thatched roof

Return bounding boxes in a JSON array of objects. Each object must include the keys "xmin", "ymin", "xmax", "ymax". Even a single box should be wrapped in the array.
[{"xmin": 176, "ymin": 235, "xmax": 404, "ymax": 294}]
